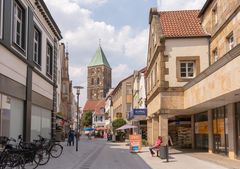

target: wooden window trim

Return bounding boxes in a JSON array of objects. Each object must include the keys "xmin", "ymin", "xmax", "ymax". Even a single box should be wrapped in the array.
[{"xmin": 176, "ymin": 56, "xmax": 200, "ymax": 82}]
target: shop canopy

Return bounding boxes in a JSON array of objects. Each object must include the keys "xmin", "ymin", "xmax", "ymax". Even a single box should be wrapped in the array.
[
  {"xmin": 116, "ymin": 124, "xmax": 137, "ymax": 130},
  {"xmin": 83, "ymin": 127, "xmax": 95, "ymax": 131},
  {"xmin": 95, "ymin": 127, "xmax": 107, "ymax": 131}
]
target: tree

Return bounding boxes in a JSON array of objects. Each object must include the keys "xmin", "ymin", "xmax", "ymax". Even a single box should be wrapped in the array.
[
  {"xmin": 81, "ymin": 111, "xmax": 92, "ymax": 127},
  {"xmin": 112, "ymin": 118, "xmax": 127, "ymax": 132}
]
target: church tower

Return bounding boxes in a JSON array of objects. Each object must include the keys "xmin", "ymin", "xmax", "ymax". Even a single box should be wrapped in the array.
[{"xmin": 87, "ymin": 45, "xmax": 112, "ymax": 101}]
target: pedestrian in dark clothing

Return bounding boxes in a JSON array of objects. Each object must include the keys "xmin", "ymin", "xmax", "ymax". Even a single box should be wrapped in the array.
[{"xmin": 68, "ymin": 129, "xmax": 75, "ymax": 146}]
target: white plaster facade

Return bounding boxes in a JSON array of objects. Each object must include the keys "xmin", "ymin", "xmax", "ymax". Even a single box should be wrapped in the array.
[
  {"xmin": 0, "ymin": 45, "xmax": 27, "ymax": 86},
  {"xmin": 0, "ymin": 0, "xmax": 62, "ymax": 141},
  {"xmin": 165, "ymin": 38, "xmax": 209, "ymax": 87}
]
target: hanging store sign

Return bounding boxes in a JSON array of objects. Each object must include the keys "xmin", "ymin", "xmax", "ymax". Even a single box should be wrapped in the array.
[{"xmin": 133, "ymin": 109, "xmax": 147, "ymax": 116}]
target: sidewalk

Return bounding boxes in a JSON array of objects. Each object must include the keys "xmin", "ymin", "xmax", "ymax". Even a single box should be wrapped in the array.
[{"xmin": 110, "ymin": 142, "xmax": 240, "ymax": 169}]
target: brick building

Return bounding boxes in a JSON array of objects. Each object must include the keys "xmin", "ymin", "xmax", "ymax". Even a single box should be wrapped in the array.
[{"xmin": 83, "ymin": 45, "xmax": 111, "ymax": 113}]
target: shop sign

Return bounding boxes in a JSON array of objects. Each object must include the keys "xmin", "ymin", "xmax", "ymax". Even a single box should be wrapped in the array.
[
  {"xmin": 133, "ymin": 109, "xmax": 147, "ymax": 116},
  {"xmin": 129, "ymin": 134, "xmax": 142, "ymax": 153},
  {"xmin": 195, "ymin": 121, "xmax": 208, "ymax": 134}
]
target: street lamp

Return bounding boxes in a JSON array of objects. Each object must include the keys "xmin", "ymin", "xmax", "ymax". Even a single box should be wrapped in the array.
[{"xmin": 73, "ymin": 86, "xmax": 84, "ymax": 152}]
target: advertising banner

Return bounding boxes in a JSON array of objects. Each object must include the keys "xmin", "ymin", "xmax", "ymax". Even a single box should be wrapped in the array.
[{"xmin": 129, "ymin": 134, "xmax": 142, "ymax": 153}]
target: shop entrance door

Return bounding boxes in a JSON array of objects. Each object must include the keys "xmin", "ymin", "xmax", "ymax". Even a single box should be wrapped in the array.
[{"xmin": 213, "ymin": 107, "xmax": 228, "ymax": 155}]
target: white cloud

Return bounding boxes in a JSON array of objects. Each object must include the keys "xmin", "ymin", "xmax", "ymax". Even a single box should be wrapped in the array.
[
  {"xmin": 157, "ymin": 0, "xmax": 207, "ymax": 11},
  {"xmin": 124, "ymin": 29, "xmax": 148, "ymax": 60},
  {"xmin": 112, "ymin": 64, "xmax": 132, "ymax": 85},
  {"xmin": 69, "ymin": 66, "xmax": 86, "ymax": 79},
  {"xmin": 72, "ymin": 0, "xmax": 108, "ymax": 6}
]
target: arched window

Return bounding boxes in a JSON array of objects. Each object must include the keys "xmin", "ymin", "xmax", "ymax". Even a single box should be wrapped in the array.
[{"xmin": 91, "ymin": 78, "xmax": 94, "ymax": 85}]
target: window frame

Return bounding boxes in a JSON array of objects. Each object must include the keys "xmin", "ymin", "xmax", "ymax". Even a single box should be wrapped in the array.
[
  {"xmin": 227, "ymin": 33, "xmax": 234, "ymax": 51},
  {"xmin": 0, "ymin": 0, "xmax": 3, "ymax": 39},
  {"xmin": 126, "ymin": 103, "xmax": 132, "ymax": 112},
  {"xmin": 46, "ymin": 42, "xmax": 53, "ymax": 78},
  {"xmin": 12, "ymin": 0, "xmax": 26, "ymax": 51},
  {"xmin": 33, "ymin": 26, "xmax": 42, "ymax": 68},
  {"xmin": 176, "ymin": 56, "xmax": 200, "ymax": 82},
  {"xmin": 212, "ymin": 4, "xmax": 218, "ymax": 26},
  {"xmin": 213, "ymin": 48, "xmax": 218, "ymax": 62},
  {"xmin": 126, "ymin": 83, "xmax": 132, "ymax": 95},
  {"xmin": 180, "ymin": 61, "xmax": 195, "ymax": 78}
]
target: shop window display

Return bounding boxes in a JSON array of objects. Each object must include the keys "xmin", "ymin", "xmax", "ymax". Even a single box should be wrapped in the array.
[
  {"xmin": 0, "ymin": 94, "xmax": 23, "ymax": 138},
  {"xmin": 194, "ymin": 112, "xmax": 208, "ymax": 150},
  {"xmin": 31, "ymin": 105, "xmax": 51, "ymax": 141},
  {"xmin": 213, "ymin": 106, "xmax": 228, "ymax": 155}
]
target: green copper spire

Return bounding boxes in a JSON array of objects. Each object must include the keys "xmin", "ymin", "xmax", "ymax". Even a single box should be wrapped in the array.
[{"xmin": 88, "ymin": 45, "xmax": 111, "ymax": 68}]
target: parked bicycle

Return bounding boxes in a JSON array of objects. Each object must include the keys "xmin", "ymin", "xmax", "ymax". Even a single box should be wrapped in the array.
[
  {"xmin": 36, "ymin": 135, "xmax": 63, "ymax": 159},
  {"xmin": 0, "ymin": 135, "xmax": 63, "ymax": 169},
  {"xmin": 0, "ymin": 136, "xmax": 25, "ymax": 169}
]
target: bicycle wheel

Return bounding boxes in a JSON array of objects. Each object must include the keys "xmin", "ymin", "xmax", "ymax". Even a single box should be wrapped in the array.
[
  {"xmin": 37, "ymin": 149, "xmax": 50, "ymax": 165},
  {"xmin": 24, "ymin": 151, "xmax": 40, "ymax": 169},
  {"xmin": 50, "ymin": 144, "xmax": 63, "ymax": 158},
  {"xmin": 4, "ymin": 153, "xmax": 25, "ymax": 169}
]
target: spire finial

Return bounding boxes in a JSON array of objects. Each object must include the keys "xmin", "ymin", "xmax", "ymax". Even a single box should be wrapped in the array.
[
  {"xmin": 99, "ymin": 38, "xmax": 101, "ymax": 47},
  {"xmin": 66, "ymin": 42, "xmax": 69, "ymax": 54}
]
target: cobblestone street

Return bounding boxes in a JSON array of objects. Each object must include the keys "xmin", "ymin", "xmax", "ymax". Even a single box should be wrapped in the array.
[
  {"xmin": 35, "ymin": 137, "xmax": 235, "ymax": 169},
  {"xmin": 37, "ymin": 137, "xmax": 151, "ymax": 169}
]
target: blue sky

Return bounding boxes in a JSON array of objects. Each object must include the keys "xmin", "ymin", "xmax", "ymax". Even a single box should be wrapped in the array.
[
  {"xmin": 92, "ymin": 0, "xmax": 156, "ymax": 29},
  {"xmin": 44, "ymin": 0, "xmax": 206, "ymax": 106}
]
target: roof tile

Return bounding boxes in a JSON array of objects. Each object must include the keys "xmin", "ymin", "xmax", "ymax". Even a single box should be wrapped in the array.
[{"xmin": 159, "ymin": 10, "xmax": 209, "ymax": 38}]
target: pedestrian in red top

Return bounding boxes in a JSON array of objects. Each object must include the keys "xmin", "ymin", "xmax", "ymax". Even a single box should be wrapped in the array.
[{"xmin": 149, "ymin": 136, "xmax": 162, "ymax": 156}]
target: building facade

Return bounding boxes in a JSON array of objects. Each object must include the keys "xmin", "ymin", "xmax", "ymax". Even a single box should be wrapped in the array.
[
  {"xmin": 128, "ymin": 68, "xmax": 147, "ymax": 139},
  {"xmin": 146, "ymin": 0, "xmax": 240, "ymax": 160},
  {"xmin": 104, "ymin": 89, "xmax": 114, "ymax": 130},
  {"xmin": 56, "ymin": 43, "xmax": 75, "ymax": 140},
  {"xmin": 92, "ymin": 99, "xmax": 105, "ymax": 129},
  {"xmin": 112, "ymin": 75, "xmax": 133, "ymax": 122},
  {"xmin": 146, "ymin": 8, "xmax": 210, "ymax": 146},
  {"xmin": 0, "ymin": 0, "xmax": 62, "ymax": 141}
]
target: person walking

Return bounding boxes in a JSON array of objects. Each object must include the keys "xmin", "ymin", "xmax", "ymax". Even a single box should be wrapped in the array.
[
  {"xmin": 149, "ymin": 136, "xmax": 162, "ymax": 156},
  {"xmin": 70, "ymin": 129, "xmax": 75, "ymax": 146},
  {"xmin": 67, "ymin": 129, "xmax": 75, "ymax": 146}
]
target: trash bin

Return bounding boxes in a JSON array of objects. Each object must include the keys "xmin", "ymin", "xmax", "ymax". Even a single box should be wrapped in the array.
[{"xmin": 159, "ymin": 145, "xmax": 168, "ymax": 159}]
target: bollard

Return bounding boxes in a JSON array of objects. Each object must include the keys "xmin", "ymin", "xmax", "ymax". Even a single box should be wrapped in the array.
[{"xmin": 165, "ymin": 144, "xmax": 169, "ymax": 162}]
